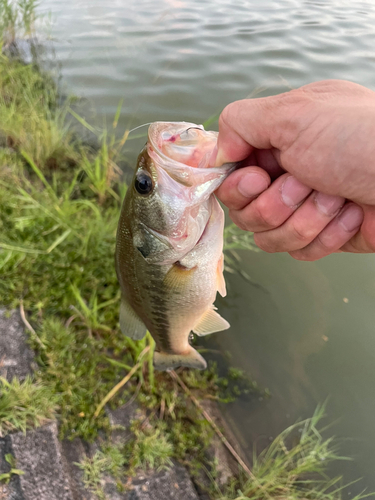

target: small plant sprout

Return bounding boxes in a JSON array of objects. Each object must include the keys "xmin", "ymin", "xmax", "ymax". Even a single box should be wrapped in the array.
[{"xmin": 0, "ymin": 454, "xmax": 24, "ymax": 484}]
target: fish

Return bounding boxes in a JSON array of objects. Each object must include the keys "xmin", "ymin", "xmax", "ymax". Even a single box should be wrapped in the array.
[{"xmin": 115, "ymin": 122, "xmax": 234, "ymax": 371}]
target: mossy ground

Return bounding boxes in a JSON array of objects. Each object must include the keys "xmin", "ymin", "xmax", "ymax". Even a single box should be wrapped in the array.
[{"xmin": 0, "ymin": 3, "xmax": 373, "ymax": 499}]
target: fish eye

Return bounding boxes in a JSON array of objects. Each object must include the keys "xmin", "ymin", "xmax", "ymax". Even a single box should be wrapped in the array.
[{"xmin": 134, "ymin": 171, "xmax": 153, "ymax": 195}]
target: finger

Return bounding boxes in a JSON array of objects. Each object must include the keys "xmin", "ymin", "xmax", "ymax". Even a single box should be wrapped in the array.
[
  {"xmin": 254, "ymin": 191, "xmax": 345, "ymax": 253},
  {"xmin": 340, "ymin": 204, "xmax": 375, "ymax": 253},
  {"xmin": 289, "ymin": 203, "xmax": 364, "ymax": 261},
  {"xmin": 216, "ymin": 166, "xmax": 271, "ymax": 210},
  {"xmin": 213, "ymin": 93, "xmax": 306, "ymax": 166},
  {"xmin": 228, "ymin": 174, "xmax": 312, "ymax": 232}
]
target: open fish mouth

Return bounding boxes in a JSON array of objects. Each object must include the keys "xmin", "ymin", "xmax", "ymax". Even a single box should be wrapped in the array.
[
  {"xmin": 146, "ymin": 122, "xmax": 236, "ymax": 216},
  {"xmin": 148, "ymin": 122, "xmax": 217, "ymax": 168},
  {"xmin": 147, "ymin": 122, "xmax": 234, "ymax": 187}
]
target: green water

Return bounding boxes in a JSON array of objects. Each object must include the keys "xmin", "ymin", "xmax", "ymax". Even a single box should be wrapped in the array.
[{"xmin": 41, "ymin": 0, "xmax": 375, "ymax": 491}]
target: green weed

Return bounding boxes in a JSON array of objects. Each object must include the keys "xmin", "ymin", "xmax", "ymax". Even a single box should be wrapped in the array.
[
  {"xmin": 17, "ymin": 0, "xmax": 39, "ymax": 37},
  {"xmin": 223, "ymin": 224, "xmax": 258, "ymax": 278},
  {"xmin": 0, "ymin": 376, "xmax": 58, "ymax": 435},
  {"xmin": 0, "ymin": 56, "xmax": 77, "ymax": 169},
  {"xmin": 0, "ymin": 0, "xmax": 38, "ymax": 45},
  {"xmin": 31, "ymin": 317, "xmax": 132, "ymax": 440},
  {"xmin": 77, "ymin": 431, "xmax": 172, "ymax": 499},
  {"xmin": 76, "ymin": 442, "xmax": 128, "ymax": 499},
  {"xmin": 76, "ymin": 450, "xmax": 114, "ymax": 500},
  {"xmin": 0, "ymin": 453, "xmax": 24, "ymax": 484},
  {"xmin": 125, "ymin": 422, "xmax": 174, "ymax": 473},
  {"xmin": 216, "ymin": 405, "xmax": 373, "ymax": 500},
  {"xmin": 78, "ymin": 128, "xmax": 124, "ymax": 205}
]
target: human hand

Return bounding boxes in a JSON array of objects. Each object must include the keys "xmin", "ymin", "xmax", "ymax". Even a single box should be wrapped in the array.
[{"xmin": 213, "ymin": 80, "xmax": 375, "ymax": 260}]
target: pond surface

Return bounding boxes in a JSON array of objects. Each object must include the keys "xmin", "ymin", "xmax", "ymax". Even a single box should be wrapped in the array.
[{"xmin": 40, "ymin": 0, "xmax": 375, "ymax": 492}]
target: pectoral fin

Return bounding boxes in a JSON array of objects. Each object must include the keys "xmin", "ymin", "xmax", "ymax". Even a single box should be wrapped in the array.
[
  {"xmin": 154, "ymin": 347, "xmax": 207, "ymax": 371},
  {"xmin": 217, "ymin": 253, "xmax": 226, "ymax": 297},
  {"xmin": 119, "ymin": 297, "xmax": 147, "ymax": 340},
  {"xmin": 193, "ymin": 307, "xmax": 230, "ymax": 336}
]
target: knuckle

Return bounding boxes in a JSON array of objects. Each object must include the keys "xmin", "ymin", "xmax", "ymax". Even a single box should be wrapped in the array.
[
  {"xmin": 229, "ymin": 210, "xmax": 252, "ymax": 232},
  {"xmin": 251, "ymin": 198, "xmax": 280, "ymax": 229},
  {"xmin": 290, "ymin": 220, "xmax": 316, "ymax": 243},
  {"xmin": 315, "ymin": 233, "xmax": 336, "ymax": 252}
]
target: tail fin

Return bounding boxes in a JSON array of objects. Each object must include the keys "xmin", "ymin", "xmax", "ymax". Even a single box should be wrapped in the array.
[{"xmin": 154, "ymin": 347, "xmax": 207, "ymax": 371}]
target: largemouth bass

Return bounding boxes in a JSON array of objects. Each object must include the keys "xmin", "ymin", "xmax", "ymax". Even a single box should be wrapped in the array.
[{"xmin": 115, "ymin": 122, "xmax": 234, "ymax": 371}]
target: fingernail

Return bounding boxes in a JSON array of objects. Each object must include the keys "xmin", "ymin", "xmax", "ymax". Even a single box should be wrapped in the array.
[
  {"xmin": 281, "ymin": 176, "xmax": 312, "ymax": 207},
  {"xmin": 338, "ymin": 205, "xmax": 364, "ymax": 232},
  {"xmin": 237, "ymin": 173, "xmax": 269, "ymax": 198},
  {"xmin": 315, "ymin": 192, "xmax": 345, "ymax": 216},
  {"xmin": 209, "ymin": 145, "xmax": 218, "ymax": 167}
]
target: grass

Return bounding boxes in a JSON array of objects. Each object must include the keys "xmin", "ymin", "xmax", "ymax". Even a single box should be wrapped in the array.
[
  {"xmin": 76, "ymin": 445, "xmax": 127, "ymax": 500},
  {"xmin": 75, "ymin": 405, "xmax": 373, "ymax": 500},
  {"xmin": 0, "ymin": 51, "xmax": 77, "ymax": 168},
  {"xmin": 0, "ymin": 4, "xmax": 372, "ymax": 499},
  {"xmin": 125, "ymin": 422, "xmax": 174, "ymax": 473},
  {"xmin": 0, "ymin": 376, "xmax": 58, "ymax": 435},
  {"xmin": 0, "ymin": 453, "xmax": 24, "ymax": 484},
  {"xmin": 216, "ymin": 406, "xmax": 372, "ymax": 500},
  {"xmin": 0, "ymin": 0, "xmax": 39, "ymax": 47}
]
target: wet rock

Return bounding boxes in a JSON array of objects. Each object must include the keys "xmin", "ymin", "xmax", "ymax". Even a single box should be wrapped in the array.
[
  {"xmin": 9, "ymin": 422, "xmax": 74, "ymax": 500},
  {"xmin": 0, "ymin": 309, "xmax": 35, "ymax": 382},
  {"xmin": 106, "ymin": 401, "xmax": 142, "ymax": 443},
  {"xmin": 201, "ymin": 401, "xmax": 244, "ymax": 487},
  {"xmin": 126, "ymin": 465, "xmax": 199, "ymax": 500},
  {"xmin": 60, "ymin": 441, "xmax": 200, "ymax": 500},
  {"xmin": 103, "ymin": 478, "xmax": 128, "ymax": 499},
  {"xmin": 60, "ymin": 439, "xmax": 95, "ymax": 500},
  {"xmin": 3, "ymin": 39, "xmax": 36, "ymax": 65},
  {"xmin": 107, "ymin": 401, "xmax": 140, "ymax": 430}
]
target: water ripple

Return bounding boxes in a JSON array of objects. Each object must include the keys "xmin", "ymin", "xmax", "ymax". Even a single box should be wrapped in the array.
[{"xmin": 40, "ymin": 0, "xmax": 375, "ymax": 147}]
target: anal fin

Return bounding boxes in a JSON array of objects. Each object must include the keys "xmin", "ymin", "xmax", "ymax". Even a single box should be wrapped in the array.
[
  {"xmin": 119, "ymin": 297, "xmax": 147, "ymax": 340},
  {"xmin": 193, "ymin": 307, "xmax": 230, "ymax": 336},
  {"xmin": 154, "ymin": 347, "xmax": 207, "ymax": 371},
  {"xmin": 217, "ymin": 253, "xmax": 227, "ymax": 297}
]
